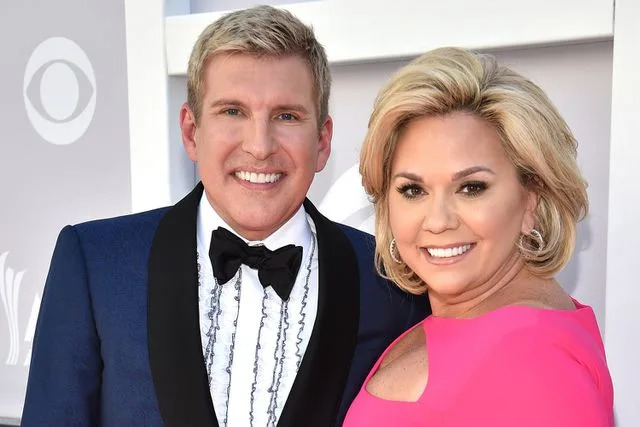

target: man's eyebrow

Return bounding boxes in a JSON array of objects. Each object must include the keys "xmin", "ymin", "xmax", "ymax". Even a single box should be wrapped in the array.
[
  {"xmin": 273, "ymin": 104, "xmax": 310, "ymax": 114},
  {"xmin": 452, "ymin": 166, "xmax": 495, "ymax": 180},
  {"xmin": 205, "ymin": 100, "xmax": 310, "ymax": 115},
  {"xmin": 207, "ymin": 99, "xmax": 246, "ymax": 108}
]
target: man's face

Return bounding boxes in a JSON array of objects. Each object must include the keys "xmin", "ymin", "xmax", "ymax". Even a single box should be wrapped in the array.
[{"xmin": 180, "ymin": 53, "xmax": 332, "ymax": 240}]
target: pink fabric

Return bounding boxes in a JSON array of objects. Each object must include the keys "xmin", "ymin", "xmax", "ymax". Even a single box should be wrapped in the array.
[{"xmin": 344, "ymin": 300, "xmax": 613, "ymax": 426}]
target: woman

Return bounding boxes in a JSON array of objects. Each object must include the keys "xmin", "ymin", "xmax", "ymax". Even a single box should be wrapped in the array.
[{"xmin": 345, "ymin": 47, "xmax": 613, "ymax": 426}]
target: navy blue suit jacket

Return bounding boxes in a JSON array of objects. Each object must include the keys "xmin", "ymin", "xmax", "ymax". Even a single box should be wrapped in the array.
[{"xmin": 22, "ymin": 183, "xmax": 428, "ymax": 426}]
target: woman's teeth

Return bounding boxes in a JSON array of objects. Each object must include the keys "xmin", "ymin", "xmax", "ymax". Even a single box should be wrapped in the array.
[{"xmin": 427, "ymin": 244, "xmax": 472, "ymax": 258}]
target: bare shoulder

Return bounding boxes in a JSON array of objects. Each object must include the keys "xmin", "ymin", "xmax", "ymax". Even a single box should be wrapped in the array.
[
  {"xmin": 503, "ymin": 278, "xmax": 576, "ymax": 311},
  {"xmin": 378, "ymin": 324, "xmax": 425, "ymax": 370}
]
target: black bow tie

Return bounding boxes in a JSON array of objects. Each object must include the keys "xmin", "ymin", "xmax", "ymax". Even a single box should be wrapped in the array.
[{"xmin": 208, "ymin": 227, "xmax": 303, "ymax": 301}]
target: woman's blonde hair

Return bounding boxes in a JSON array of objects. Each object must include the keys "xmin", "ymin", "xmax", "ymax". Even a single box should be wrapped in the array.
[{"xmin": 360, "ymin": 47, "xmax": 588, "ymax": 294}]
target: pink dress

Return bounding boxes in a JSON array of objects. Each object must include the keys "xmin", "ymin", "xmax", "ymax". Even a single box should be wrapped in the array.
[{"xmin": 344, "ymin": 300, "xmax": 613, "ymax": 426}]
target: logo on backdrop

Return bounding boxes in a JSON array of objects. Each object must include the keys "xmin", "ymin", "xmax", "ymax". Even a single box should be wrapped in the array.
[
  {"xmin": 319, "ymin": 162, "xmax": 375, "ymax": 234},
  {"xmin": 1, "ymin": 252, "xmax": 39, "ymax": 367},
  {"xmin": 23, "ymin": 37, "xmax": 97, "ymax": 145}
]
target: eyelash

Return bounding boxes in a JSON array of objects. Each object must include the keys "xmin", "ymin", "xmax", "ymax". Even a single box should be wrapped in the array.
[
  {"xmin": 395, "ymin": 181, "xmax": 488, "ymax": 200},
  {"xmin": 396, "ymin": 183, "xmax": 423, "ymax": 200},
  {"xmin": 459, "ymin": 181, "xmax": 487, "ymax": 197}
]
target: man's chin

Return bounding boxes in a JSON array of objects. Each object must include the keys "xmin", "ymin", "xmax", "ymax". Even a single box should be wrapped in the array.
[
  {"xmin": 206, "ymin": 189, "xmax": 301, "ymax": 240},
  {"xmin": 229, "ymin": 214, "xmax": 289, "ymax": 241}
]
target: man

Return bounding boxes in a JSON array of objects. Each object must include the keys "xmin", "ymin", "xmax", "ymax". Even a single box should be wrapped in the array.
[{"xmin": 22, "ymin": 6, "xmax": 428, "ymax": 426}]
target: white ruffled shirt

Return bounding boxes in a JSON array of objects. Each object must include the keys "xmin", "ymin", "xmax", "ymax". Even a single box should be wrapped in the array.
[{"xmin": 197, "ymin": 195, "xmax": 319, "ymax": 426}]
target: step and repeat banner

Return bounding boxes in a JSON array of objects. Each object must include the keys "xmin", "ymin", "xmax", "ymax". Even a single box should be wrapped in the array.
[{"xmin": 0, "ymin": 1, "xmax": 131, "ymax": 421}]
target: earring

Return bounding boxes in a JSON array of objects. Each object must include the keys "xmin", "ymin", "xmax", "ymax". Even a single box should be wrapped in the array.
[
  {"xmin": 519, "ymin": 228, "xmax": 545, "ymax": 253},
  {"xmin": 530, "ymin": 229, "xmax": 545, "ymax": 250},
  {"xmin": 389, "ymin": 238, "xmax": 402, "ymax": 264}
]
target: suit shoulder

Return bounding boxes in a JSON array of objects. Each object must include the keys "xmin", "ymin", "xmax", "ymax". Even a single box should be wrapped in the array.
[
  {"xmin": 336, "ymin": 223, "xmax": 375, "ymax": 247},
  {"xmin": 73, "ymin": 207, "xmax": 168, "ymax": 231},
  {"xmin": 69, "ymin": 207, "xmax": 170, "ymax": 247}
]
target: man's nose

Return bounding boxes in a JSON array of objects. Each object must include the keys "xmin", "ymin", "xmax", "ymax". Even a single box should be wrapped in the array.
[{"xmin": 241, "ymin": 118, "xmax": 278, "ymax": 160}]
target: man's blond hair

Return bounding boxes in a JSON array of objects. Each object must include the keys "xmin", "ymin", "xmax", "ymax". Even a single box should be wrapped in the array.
[{"xmin": 187, "ymin": 5, "xmax": 331, "ymax": 125}]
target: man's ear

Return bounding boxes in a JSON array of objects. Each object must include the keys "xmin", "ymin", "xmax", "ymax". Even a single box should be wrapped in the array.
[
  {"xmin": 180, "ymin": 103, "xmax": 198, "ymax": 162},
  {"xmin": 315, "ymin": 115, "xmax": 333, "ymax": 172}
]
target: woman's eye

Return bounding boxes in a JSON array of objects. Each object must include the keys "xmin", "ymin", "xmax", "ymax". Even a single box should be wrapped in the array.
[
  {"xmin": 459, "ymin": 181, "xmax": 487, "ymax": 197},
  {"xmin": 396, "ymin": 184, "xmax": 424, "ymax": 199}
]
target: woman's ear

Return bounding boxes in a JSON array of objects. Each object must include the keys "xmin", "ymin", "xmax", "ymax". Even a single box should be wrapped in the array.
[{"xmin": 521, "ymin": 188, "xmax": 540, "ymax": 234}]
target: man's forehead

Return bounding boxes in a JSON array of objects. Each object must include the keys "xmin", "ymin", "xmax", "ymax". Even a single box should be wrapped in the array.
[
  {"xmin": 205, "ymin": 51, "xmax": 311, "ymax": 75},
  {"xmin": 202, "ymin": 54, "xmax": 316, "ymax": 105}
]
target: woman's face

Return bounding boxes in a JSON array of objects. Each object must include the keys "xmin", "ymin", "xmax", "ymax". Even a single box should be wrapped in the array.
[{"xmin": 388, "ymin": 111, "xmax": 537, "ymax": 301}]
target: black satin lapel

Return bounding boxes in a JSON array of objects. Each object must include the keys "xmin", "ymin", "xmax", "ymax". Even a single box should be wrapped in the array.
[
  {"xmin": 278, "ymin": 199, "xmax": 360, "ymax": 427},
  {"xmin": 148, "ymin": 183, "xmax": 219, "ymax": 427}
]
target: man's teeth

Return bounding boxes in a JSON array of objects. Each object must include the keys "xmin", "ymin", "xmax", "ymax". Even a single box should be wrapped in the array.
[
  {"xmin": 427, "ymin": 244, "xmax": 472, "ymax": 258},
  {"xmin": 235, "ymin": 171, "xmax": 282, "ymax": 184}
]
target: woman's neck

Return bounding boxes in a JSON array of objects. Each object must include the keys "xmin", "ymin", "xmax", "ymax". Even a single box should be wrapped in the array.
[{"xmin": 427, "ymin": 252, "xmax": 552, "ymax": 318}]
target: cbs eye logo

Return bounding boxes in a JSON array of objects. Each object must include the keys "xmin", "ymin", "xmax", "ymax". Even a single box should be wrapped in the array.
[{"xmin": 23, "ymin": 37, "xmax": 96, "ymax": 146}]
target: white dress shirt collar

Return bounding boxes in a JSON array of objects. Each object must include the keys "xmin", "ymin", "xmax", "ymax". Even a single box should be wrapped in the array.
[{"xmin": 197, "ymin": 196, "xmax": 312, "ymax": 257}]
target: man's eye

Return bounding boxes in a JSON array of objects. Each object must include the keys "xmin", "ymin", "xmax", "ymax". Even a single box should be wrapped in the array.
[
  {"xmin": 278, "ymin": 113, "xmax": 296, "ymax": 121},
  {"xmin": 396, "ymin": 184, "xmax": 424, "ymax": 199},
  {"xmin": 223, "ymin": 108, "xmax": 240, "ymax": 116},
  {"xmin": 459, "ymin": 181, "xmax": 487, "ymax": 197}
]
